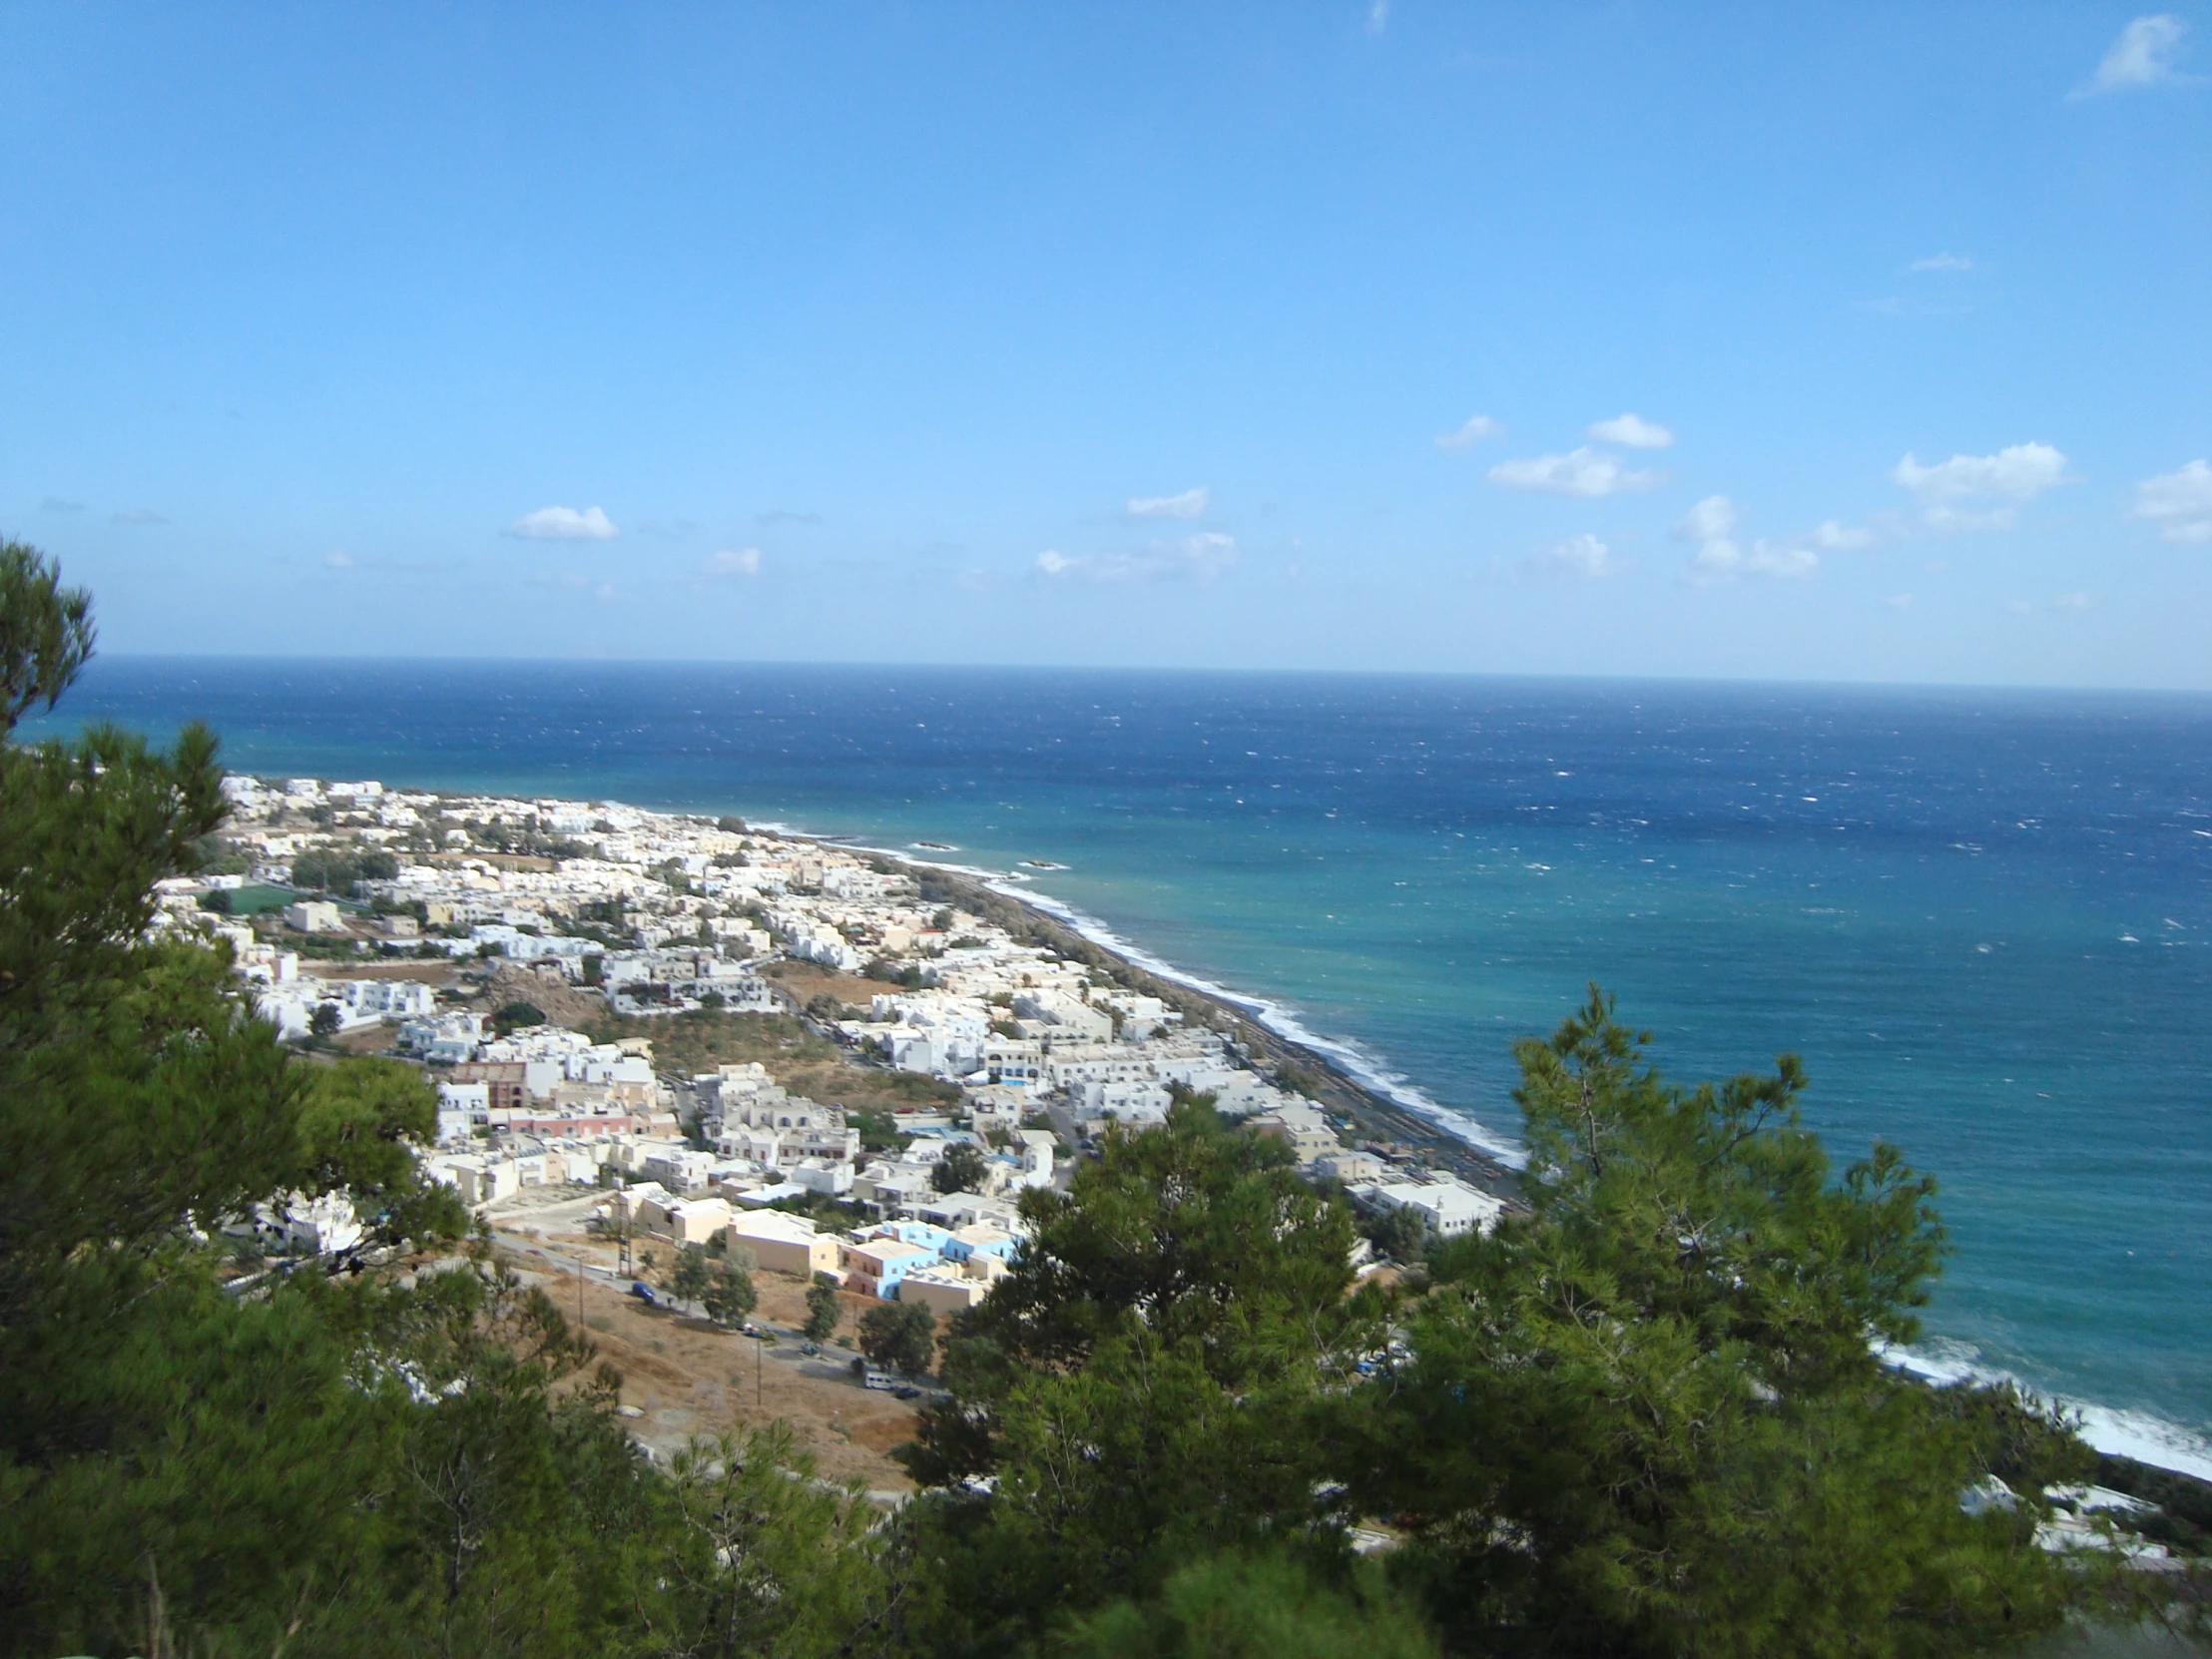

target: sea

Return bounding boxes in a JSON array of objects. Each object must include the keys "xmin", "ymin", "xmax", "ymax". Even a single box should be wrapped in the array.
[{"xmin": 33, "ymin": 658, "xmax": 2212, "ymax": 1477}]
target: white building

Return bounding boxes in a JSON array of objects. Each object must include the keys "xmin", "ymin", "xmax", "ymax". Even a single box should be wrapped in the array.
[{"xmin": 1364, "ymin": 1177, "xmax": 1505, "ymax": 1241}]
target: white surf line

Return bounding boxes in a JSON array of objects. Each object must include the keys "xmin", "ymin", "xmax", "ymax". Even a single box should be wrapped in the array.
[
  {"xmin": 1884, "ymin": 1342, "xmax": 2212, "ymax": 1483},
  {"xmin": 742, "ymin": 817, "xmax": 2212, "ymax": 1483},
  {"xmin": 751, "ymin": 820, "xmax": 1528, "ymax": 1167},
  {"xmin": 998, "ymin": 881, "xmax": 1528, "ymax": 1168}
]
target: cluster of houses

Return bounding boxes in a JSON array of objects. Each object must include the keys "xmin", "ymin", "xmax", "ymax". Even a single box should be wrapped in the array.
[{"xmin": 157, "ymin": 775, "xmax": 1507, "ymax": 1299}]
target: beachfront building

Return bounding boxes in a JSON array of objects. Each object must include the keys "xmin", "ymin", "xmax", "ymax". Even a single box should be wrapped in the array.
[{"xmin": 1361, "ymin": 1176, "xmax": 1505, "ymax": 1241}]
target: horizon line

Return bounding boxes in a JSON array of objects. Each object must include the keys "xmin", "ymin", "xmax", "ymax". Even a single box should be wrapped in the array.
[{"xmin": 73, "ymin": 650, "xmax": 2212, "ymax": 701}]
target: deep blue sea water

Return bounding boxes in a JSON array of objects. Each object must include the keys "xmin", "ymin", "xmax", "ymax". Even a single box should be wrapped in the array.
[{"xmin": 33, "ymin": 658, "xmax": 2212, "ymax": 1473}]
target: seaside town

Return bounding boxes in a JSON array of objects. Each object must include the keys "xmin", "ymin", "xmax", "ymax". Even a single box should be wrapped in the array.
[{"xmin": 161, "ymin": 773, "xmax": 1506, "ymax": 1467}]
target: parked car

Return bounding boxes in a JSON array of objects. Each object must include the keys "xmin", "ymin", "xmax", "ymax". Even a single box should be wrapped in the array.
[
  {"xmin": 628, "ymin": 1281, "xmax": 661, "ymax": 1308},
  {"xmin": 862, "ymin": 1369, "xmax": 897, "ymax": 1391},
  {"xmin": 893, "ymin": 1384, "xmax": 921, "ymax": 1400},
  {"xmin": 800, "ymin": 1342, "xmax": 822, "ymax": 1357}
]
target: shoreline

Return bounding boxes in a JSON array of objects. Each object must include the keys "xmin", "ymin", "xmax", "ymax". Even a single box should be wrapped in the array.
[
  {"xmin": 787, "ymin": 832, "xmax": 1527, "ymax": 1196},
  {"xmin": 718, "ymin": 825, "xmax": 2212, "ymax": 1481},
  {"xmin": 232, "ymin": 776, "xmax": 2212, "ymax": 1478},
  {"xmin": 661, "ymin": 821, "xmax": 2212, "ymax": 1478}
]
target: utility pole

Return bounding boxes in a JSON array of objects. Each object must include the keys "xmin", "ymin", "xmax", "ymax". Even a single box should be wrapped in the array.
[{"xmin": 756, "ymin": 1332, "xmax": 765, "ymax": 1410}]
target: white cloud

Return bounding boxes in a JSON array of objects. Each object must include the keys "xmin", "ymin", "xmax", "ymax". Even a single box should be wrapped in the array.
[
  {"xmin": 2006, "ymin": 598, "xmax": 2034, "ymax": 614},
  {"xmin": 1909, "ymin": 253, "xmax": 1975, "ymax": 273},
  {"xmin": 1675, "ymin": 494, "xmax": 1738, "ymax": 542},
  {"xmin": 323, "ymin": 550, "xmax": 354, "ymax": 569},
  {"xmin": 1487, "ymin": 446, "xmax": 1667, "ymax": 497},
  {"xmin": 1531, "ymin": 533, "xmax": 1624, "ymax": 580},
  {"xmin": 2055, "ymin": 591, "xmax": 2093, "ymax": 610},
  {"xmin": 2133, "ymin": 458, "xmax": 2212, "ymax": 543},
  {"xmin": 1036, "ymin": 532, "xmax": 1236, "ymax": 583},
  {"xmin": 1683, "ymin": 541, "xmax": 1744, "ymax": 584},
  {"xmin": 1891, "ymin": 442, "xmax": 2067, "ymax": 503},
  {"xmin": 2075, "ymin": 14, "xmax": 2192, "ymax": 95},
  {"xmin": 1811, "ymin": 519, "xmax": 1876, "ymax": 550},
  {"xmin": 1434, "ymin": 414, "xmax": 1503, "ymax": 451},
  {"xmin": 1884, "ymin": 593, "xmax": 1915, "ymax": 612},
  {"xmin": 705, "ymin": 547, "xmax": 763, "ymax": 576},
  {"xmin": 1585, "ymin": 412, "xmax": 1674, "ymax": 449},
  {"xmin": 1751, "ymin": 544, "xmax": 1819, "ymax": 579},
  {"xmin": 112, "ymin": 507, "xmax": 167, "ymax": 525},
  {"xmin": 1126, "ymin": 486, "xmax": 1210, "ymax": 519},
  {"xmin": 41, "ymin": 496, "xmax": 83, "ymax": 512},
  {"xmin": 507, "ymin": 504, "xmax": 619, "ymax": 540},
  {"xmin": 1675, "ymin": 496, "xmax": 1816, "ymax": 583},
  {"xmin": 1367, "ymin": 0, "xmax": 1389, "ymax": 35}
]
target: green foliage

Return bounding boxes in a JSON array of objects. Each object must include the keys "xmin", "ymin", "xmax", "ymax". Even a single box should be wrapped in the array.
[
  {"xmin": 656, "ymin": 1422, "xmax": 894, "ymax": 1657},
  {"xmin": 931, "ymin": 1140, "xmax": 990, "ymax": 1195},
  {"xmin": 857, "ymin": 1300, "xmax": 936, "ymax": 1377},
  {"xmin": 187, "ymin": 832, "xmax": 252, "ymax": 875},
  {"xmin": 1339, "ymin": 987, "xmax": 2093, "ymax": 1658},
  {"xmin": 1, "ymin": 555, "xmax": 297, "ymax": 1304},
  {"xmin": 805, "ymin": 1277, "xmax": 842, "ymax": 1341},
  {"xmin": 2094, "ymin": 1454, "xmax": 2212, "ymax": 1556},
  {"xmin": 669, "ymin": 1241, "xmax": 717, "ymax": 1307},
  {"xmin": 490, "ymin": 998, "xmax": 545, "ymax": 1034},
  {"xmin": 293, "ymin": 1056, "xmax": 466, "ymax": 1245},
  {"xmin": 288, "ymin": 844, "xmax": 399, "ymax": 895},
  {"xmin": 937, "ymin": 1100, "xmax": 1358, "ymax": 1395},
  {"xmin": 703, "ymin": 1257, "xmax": 758, "ymax": 1327},
  {"xmin": 0, "ymin": 538, "xmax": 93, "ymax": 722},
  {"xmin": 1362, "ymin": 1201, "xmax": 1429, "ymax": 1267},
  {"xmin": 892, "ymin": 1103, "xmax": 1373, "ymax": 1652},
  {"xmin": 852, "ymin": 1110, "xmax": 903, "ymax": 1153},
  {"xmin": 1054, "ymin": 1550, "xmax": 1438, "ymax": 1659}
]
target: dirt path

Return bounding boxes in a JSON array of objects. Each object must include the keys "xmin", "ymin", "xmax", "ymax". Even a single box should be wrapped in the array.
[{"xmin": 490, "ymin": 1214, "xmax": 922, "ymax": 1496}]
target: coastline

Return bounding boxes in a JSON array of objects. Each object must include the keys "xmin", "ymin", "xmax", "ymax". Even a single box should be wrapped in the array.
[
  {"xmin": 781, "ymin": 829, "xmax": 1521, "ymax": 1197},
  {"xmin": 218, "ymin": 767, "xmax": 2212, "ymax": 1479},
  {"xmin": 749, "ymin": 830, "xmax": 2212, "ymax": 1479}
]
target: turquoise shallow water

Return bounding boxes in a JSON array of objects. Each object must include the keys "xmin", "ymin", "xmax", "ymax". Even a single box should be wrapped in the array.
[{"xmin": 35, "ymin": 658, "xmax": 2212, "ymax": 1472}]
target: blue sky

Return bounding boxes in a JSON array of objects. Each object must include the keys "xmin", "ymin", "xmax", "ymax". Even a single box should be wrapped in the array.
[{"xmin": 3, "ymin": 4, "xmax": 2208, "ymax": 686}]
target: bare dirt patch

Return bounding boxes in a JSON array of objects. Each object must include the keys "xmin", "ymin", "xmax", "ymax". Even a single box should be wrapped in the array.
[
  {"xmin": 584, "ymin": 1006, "xmax": 960, "ymax": 1116},
  {"xmin": 492, "ymin": 1223, "xmax": 921, "ymax": 1495},
  {"xmin": 481, "ymin": 963, "xmax": 611, "ymax": 1031}
]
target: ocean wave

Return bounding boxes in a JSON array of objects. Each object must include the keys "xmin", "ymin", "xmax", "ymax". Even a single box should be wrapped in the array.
[
  {"xmin": 788, "ymin": 824, "xmax": 1527, "ymax": 1165},
  {"xmin": 754, "ymin": 820, "xmax": 2212, "ymax": 1480},
  {"xmin": 971, "ymin": 874, "xmax": 1530, "ymax": 1169},
  {"xmin": 1884, "ymin": 1340, "xmax": 2212, "ymax": 1482}
]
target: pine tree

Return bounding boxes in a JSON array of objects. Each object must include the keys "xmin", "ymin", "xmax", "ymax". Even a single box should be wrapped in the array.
[{"xmin": 703, "ymin": 1257, "xmax": 758, "ymax": 1327}]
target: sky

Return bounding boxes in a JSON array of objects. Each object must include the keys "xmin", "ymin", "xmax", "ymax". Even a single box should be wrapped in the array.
[{"xmin": 2, "ymin": 4, "xmax": 2208, "ymax": 687}]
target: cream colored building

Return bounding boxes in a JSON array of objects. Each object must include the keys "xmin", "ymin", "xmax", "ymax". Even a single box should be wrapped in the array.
[{"xmin": 726, "ymin": 1209, "xmax": 840, "ymax": 1278}]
